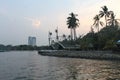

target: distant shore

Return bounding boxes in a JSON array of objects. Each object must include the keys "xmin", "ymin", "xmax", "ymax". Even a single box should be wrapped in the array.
[{"xmin": 38, "ymin": 50, "xmax": 120, "ymax": 60}]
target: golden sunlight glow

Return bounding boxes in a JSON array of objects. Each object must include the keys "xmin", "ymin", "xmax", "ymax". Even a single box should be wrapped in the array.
[
  {"xmin": 32, "ymin": 20, "xmax": 41, "ymax": 28},
  {"xmin": 24, "ymin": 17, "xmax": 41, "ymax": 28}
]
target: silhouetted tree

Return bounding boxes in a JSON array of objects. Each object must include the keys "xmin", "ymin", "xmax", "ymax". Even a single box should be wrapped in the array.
[
  {"xmin": 55, "ymin": 28, "xmax": 59, "ymax": 42},
  {"xmin": 68, "ymin": 35, "xmax": 71, "ymax": 41},
  {"xmin": 67, "ymin": 12, "xmax": 79, "ymax": 40},
  {"xmin": 93, "ymin": 15, "xmax": 104, "ymax": 32},
  {"xmin": 107, "ymin": 12, "xmax": 120, "ymax": 27},
  {"xmin": 93, "ymin": 15, "xmax": 104, "ymax": 50},
  {"xmin": 99, "ymin": 6, "xmax": 111, "ymax": 26},
  {"xmin": 62, "ymin": 34, "xmax": 66, "ymax": 40},
  {"xmin": 48, "ymin": 32, "xmax": 52, "ymax": 45}
]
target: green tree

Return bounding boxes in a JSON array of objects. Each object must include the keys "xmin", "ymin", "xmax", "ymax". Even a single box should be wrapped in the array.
[
  {"xmin": 67, "ymin": 12, "xmax": 79, "ymax": 40},
  {"xmin": 99, "ymin": 6, "xmax": 111, "ymax": 26}
]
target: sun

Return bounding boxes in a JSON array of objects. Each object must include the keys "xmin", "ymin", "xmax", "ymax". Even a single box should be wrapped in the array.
[{"xmin": 32, "ymin": 20, "xmax": 41, "ymax": 28}]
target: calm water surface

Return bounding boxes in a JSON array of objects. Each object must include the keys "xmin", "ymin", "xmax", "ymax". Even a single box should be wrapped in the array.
[{"xmin": 0, "ymin": 51, "xmax": 120, "ymax": 80}]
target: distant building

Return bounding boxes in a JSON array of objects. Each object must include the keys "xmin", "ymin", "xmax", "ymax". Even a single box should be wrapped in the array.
[{"xmin": 28, "ymin": 36, "xmax": 36, "ymax": 46}]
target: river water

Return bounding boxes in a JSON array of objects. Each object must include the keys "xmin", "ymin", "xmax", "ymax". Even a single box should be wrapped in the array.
[{"xmin": 0, "ymin": 51, "xmax": 120, "ymax": 80}]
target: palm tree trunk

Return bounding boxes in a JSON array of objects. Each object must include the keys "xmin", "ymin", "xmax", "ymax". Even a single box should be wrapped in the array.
[
  {"xmin": 105, "ymin": 15, "xmax": 107, "ymax": 27},
  {"xmin": 97, "ymin": 24, "xmax": 99, "ymax": 50},
  {"xmin": 98, "ymin": 25, "xmax": 99, "ymax": 33},
  {"xmin": 112, "ymin": 19, "xmax": 114, "ymax": 27},
  {"xmin": 70, "ymin": 28, "xmax": 73, "ymax": 40},
  {"xmin": 73, "ymin": 28, "xmax": 76, "ymax": 40},
  {"xmin": 48, "ymin": 37, "xmax": 50, "ymax": 46}
]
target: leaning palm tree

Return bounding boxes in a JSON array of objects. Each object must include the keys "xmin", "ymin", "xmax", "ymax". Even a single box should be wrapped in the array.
[
  {"xmin": 67, "ymin": 12, "xmax": 79, "ymax": 40},
  {"xmin": 99, "ymin": 6, "xmax": 111, "ymax": 26},
  {"xmin": 93, "ymin": 15, "xmax": 104, "ymax": 50},
  {"xmin": 107, "ymin": 12, "xmax": 120, "ymax": 27},
  {"xmin": 93, "ymin": 15, "xmax": 104, "ymax": 32}
]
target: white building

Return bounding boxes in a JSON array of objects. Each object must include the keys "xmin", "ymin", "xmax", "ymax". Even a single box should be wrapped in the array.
[{"xmin": 28, "ymin": 36, "xmax": 36, "ymax": 46}]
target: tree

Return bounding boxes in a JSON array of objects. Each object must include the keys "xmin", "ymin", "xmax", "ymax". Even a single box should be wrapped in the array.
[
  {"xmin": 107, "ymin": 12, "xmax": 120, "ymax": 27},
  {"xmin": 93, "ymin": 15, "xmax": 104, "ymax": 32},
  {"xmin": 55, "ymin": 27, "xmax": 59, "ymax": 42},
  {"xmin": 99, "ymin": 6, "xmax": 111, "ymax": 26},
  {"xmin": 68, "ymin": 35, "xmax": 71, "ymax": 41},
  {"xmin": 48, "ymin": 32, "xmax": 52, "ymax": 46},
  {"xmin": 93, "ymin": 14, "xmax": 104, "ymax": 50},
  {"xmin": 62, "ymin": 34, "xmax": 66, "ymax": 40},
  {"xmin": 67, "ymin": 12, "xmax": 79, "ymax": 40}
]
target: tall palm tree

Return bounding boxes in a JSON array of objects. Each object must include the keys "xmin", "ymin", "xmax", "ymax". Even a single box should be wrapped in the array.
[
  {"xmin": 48, "ymin": 32, "xmax": 52, "ymax": 46},
  {"xmin": 93, "ymin": 15, "xmax": 104, "ymax": 50},
  {"xmin": 99, "ymin": 6, "xmax": 111, "ymax": 26},
  {"xmin": 67, "ymin": 12, "xmax": 79, "ymax": 40},
  {"xmin": 107, "ymin": 12, "xmax": 120, "ymax": 27},
  {"xmin": 93, "ymin": 15, "xmax": 104, "ymax": 32},
  {"xmin": 55, "ymin": 27, "xmax": 59, "ymax": 42}
]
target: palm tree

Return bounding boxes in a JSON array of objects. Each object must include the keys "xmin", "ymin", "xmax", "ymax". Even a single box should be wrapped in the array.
[
  {"xmin": 107, "ymin": 12, "xmax": 120, "ymax": 27},
  {"xmin": 55, "ymin": 27, "xmax": 59, "ymax": 42},
  {"xmin": 99, "ymin": 6, "xmax": 111, "ymax": 26},
  {"xmin": 62, "ymin": 34, "xmax": 66, "ymax": 40},
  {"xmin": 48, "ymin": 32, "xmax": 52, "ymax": 46},
  {"xmin": 68, "ymin": 35, "xmax": 71, "ymax": 41},
  {"xmin": 90, "ymin": 26, "xmax": 94, "ymax": 33},
  {"xmin": 67, "ymin": 12, "xmax": 79, "ymax": 40},
  {"xmin": 93, "ymin": 15, "xmax": 104, "ymax": 32},
  {"xmin": 93, "ymin": 15, "xmax": 104, "ymax": 50}
]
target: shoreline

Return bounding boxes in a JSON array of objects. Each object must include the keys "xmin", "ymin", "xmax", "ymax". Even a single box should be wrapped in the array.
[{"xmin": 38, "ymin": 50, "xmax": 120, "ymax": 60}]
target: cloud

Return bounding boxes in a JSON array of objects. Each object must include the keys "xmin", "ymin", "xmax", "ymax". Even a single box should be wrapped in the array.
[{"xmin": 24, "ymin": 17, "xmax": 41, "ymax": 27}]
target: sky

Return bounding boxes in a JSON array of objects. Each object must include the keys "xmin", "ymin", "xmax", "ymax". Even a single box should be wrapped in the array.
[{"xmin": 0, "ymin": 0, "xmax": 120, "ymax": 46}]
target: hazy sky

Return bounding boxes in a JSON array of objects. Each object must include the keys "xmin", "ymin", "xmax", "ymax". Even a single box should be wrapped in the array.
[{"xmin": 0, "ymin": 0, "xmax": 120, "ymax": 46}]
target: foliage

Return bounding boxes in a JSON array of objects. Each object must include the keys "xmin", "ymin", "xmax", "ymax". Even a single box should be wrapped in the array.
[
  {"xmin": 0, "ymin": 45, "xmax": 52, "ymax": 51},
  {"xmin": 67, "ymin": 12, "xmax": 79, "ymax": 40},
  {"xmin": 79, "ymin": 25, "xmax": 120, "ymax": 50}
]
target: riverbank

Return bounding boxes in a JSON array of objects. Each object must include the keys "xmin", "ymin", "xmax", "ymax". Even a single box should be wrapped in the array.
[{"xmin": 38, "ymin": 50, "xmax": 120, "ymax": 60}]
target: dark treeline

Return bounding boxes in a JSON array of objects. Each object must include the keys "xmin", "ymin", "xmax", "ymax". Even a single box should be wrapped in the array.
[{"xmin": 0, "ymin": 44, "xmax": 51, "ymax": 51}]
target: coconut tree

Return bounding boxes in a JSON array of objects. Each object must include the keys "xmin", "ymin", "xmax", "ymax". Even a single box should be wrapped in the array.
[
  {"xmin": 107, "ymin": 12, "xmax": 120, "ymax": 27},
  {"xmin": 55, "ymin": 27, "xmax": 59, "ymax": 42},
  {"xmin": 68, "ymin": 35, "xmax": 71, "ymax": 41},
  {"xmin": 67, "ymin": 12, "xmax": 79, "ymax": 40},
  {"xmin": 93, "ymin": 15, "xmax": 104, "ymax": 32},
  {"xmin": 48, "ymin": 32, "xmax": 52, "ymax": 46},
  {"xmin": 62, "ymin": 34, "xmax": 66, "ymax": 40},
  {"xmin": 99, "ymin": 6, "xmax": 111, "ymax": 26},
  {"xmin": 93, "ymin": 15, "xmax": 104, "ymax": 50}
]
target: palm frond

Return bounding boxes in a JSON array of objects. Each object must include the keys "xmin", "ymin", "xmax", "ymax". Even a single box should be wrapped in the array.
[
  {"xmin": 100, "ymin": 21, "xmax": 104, "ymax": 26},
  {"xmin": 99, "ymin": 11, "xmax": 104, "ymax": 18}
]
